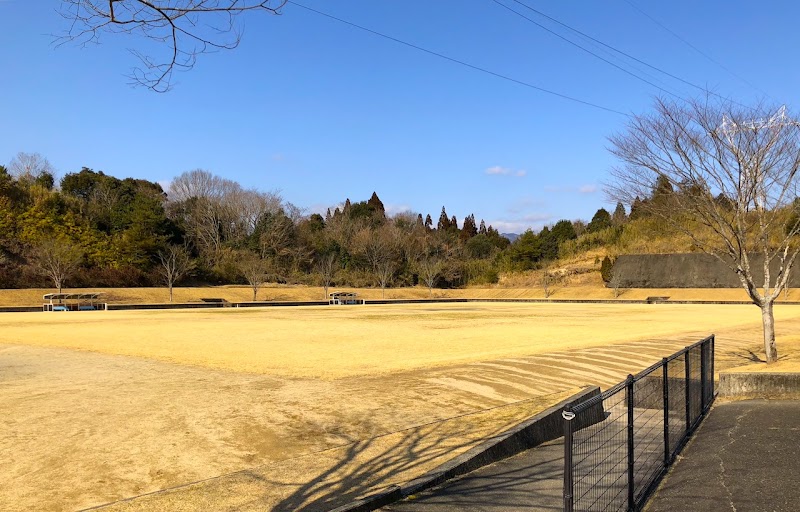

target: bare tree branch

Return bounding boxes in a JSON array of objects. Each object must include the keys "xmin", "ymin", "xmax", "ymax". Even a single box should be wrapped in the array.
[
  {"xmin": 607, "ymin": 97, "xmax": 800, "ymax": 362},
  {"xmin": 57, "ymin": 0, "xmax": 287, "ymax": 92},
  {"xmin": 29, "ymin": 238, "xmax": 84, "ymax": 293},
  {"xmin": 157, "ymin": 244, "xmax": 194, "ymax": 302}
]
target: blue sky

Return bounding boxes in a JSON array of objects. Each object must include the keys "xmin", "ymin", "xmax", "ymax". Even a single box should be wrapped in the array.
[{"xmin": 1, "ymin": 1, "xmax": 798, "ymax": 233}]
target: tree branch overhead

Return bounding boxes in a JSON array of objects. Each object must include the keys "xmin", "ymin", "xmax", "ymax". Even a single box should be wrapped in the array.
[{"xmin": 57, "ymin": 0, "xmax": 287, "ymax": 92}]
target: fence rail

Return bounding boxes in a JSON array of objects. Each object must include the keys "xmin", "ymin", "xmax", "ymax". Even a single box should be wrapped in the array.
[{"xmin": 563, "ymin": 335, "xmax": 715, "ymax": 512}]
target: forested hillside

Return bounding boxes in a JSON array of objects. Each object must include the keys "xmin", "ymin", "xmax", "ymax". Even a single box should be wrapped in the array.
[{"xmin": 0, "ymin": 153, "xmax": 688, "ymax": 294}]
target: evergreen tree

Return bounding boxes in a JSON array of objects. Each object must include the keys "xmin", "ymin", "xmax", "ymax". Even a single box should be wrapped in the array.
[
  {"xmin": 367, "ymin": 192, "xmax": 386, "ymax": 218},
  {"xmin": 600, "ymin": 255, "xmax": 614, "ymax": 282},
  {"xmin": 461, "ymin": 214, "xmax": 477, "ymax": 240},
  {"xmin": 437, "ymin": 207, "xmax": 450, "ymax": 231},
  {"xmin": 629, "ymin": 197, "xmax": 645, "ymax": 220},
  {"xmin": 479, "ymin": 219, "xmax": 487, "ymax": 235},
  {"xmin": 612, "ymin": 202, "xmax": 627, "ymax": 225},
  {"xmin": 587, "ymin": 208, "xmax": 612, "ymax": 233},
  {"xmin": 425, "ymin": 213, "xmax": 433, "ymax": 230},
  {"xmin": 550, "ymin": 219, "xmax": 577, "ymax": 243},
  {"xmin": 652, "ymin": 175, "xmax": 674, "ymax": 199},
  {"xmin": 538, "ymin": 226, "xmax": 558, "ymax": 261},
  {"xmin": 507, "ymin": 229, "xmax": 542, "ymax": 270}
]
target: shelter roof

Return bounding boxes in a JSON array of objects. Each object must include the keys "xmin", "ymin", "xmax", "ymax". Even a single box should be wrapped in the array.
[{"xmin": 43, "ymin": 293, "xmax": 104, "ymax": 300}]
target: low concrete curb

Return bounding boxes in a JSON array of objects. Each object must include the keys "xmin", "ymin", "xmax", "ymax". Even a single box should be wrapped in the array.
[
  {"xmin": 9, "ymin": 297, "xmax": 798, "ymax": 313},
  {"xmin": 719, "ymin": 372, "xmax": 800, "ymax": 397},
  {"xmin": 328, "ymin": 386, "xmax": 601, "ymax": 512},
  {"xmin": 0, "ymin": 306, "xmax": 42, "ymax": 313}
]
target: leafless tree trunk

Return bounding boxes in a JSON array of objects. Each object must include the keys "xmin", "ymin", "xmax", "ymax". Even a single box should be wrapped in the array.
[
  {"xmin": 375, "ymin": 258, "xmax": 395, "ymax": 299},
  {"xmin": 157, "ymin": 244, "xmax": 194, "ymax": 302},
  {"xmin": 29, "ymin": 238, "xmax": 83, "ymax": 293},
  {"xmin": 57, "ymin": 1, "xmax": 287, "ymax": 92},
  {"xmin": 417, "ymin": 256, "xmax": 442, "ymax": 297},
  {"xmin": 608, "ymin": 98, "xmax": 800, "ymax": 363},
  {"xmin": 357, "ymin": 227, "xmax": 398, "ymax": 299},
  {"xmin": 540, "ymin": 272, "xmax": 553, "ymax": 298},
  {"xmin": 236, "ymin": 253, "xmax": 270, "ymax": 301},
  {"xmin": 609, "ymin": 266, "xmax": 624, "ymax": 299},
  {"xmin": 316, "ymin": 252, "xmax": 338, "ymax": 300}
]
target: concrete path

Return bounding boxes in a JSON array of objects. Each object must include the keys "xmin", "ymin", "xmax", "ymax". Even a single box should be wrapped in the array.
[
  {"xmin": 382, "ymin": 439, "xmax": 564, "ymax": 512},
  {"xmin": 646, "ymin": 399, "xmax": 800, "ymax": 512},
  {"xmin": 382, "ymin": 400, "xmax": 800, "ymax": 512}
]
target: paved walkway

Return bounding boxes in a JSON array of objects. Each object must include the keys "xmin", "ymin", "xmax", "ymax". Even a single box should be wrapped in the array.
[
  {"xmin": 382, "ymin": 400, "xmax": 800, "ymax": 512},
  {"xmin": 646, "ymin": 400, "xmax": 800, "ymax": 512},
  {"xmin": 382, "ymin": 439, "xmax": 564, "ymax": 512}
]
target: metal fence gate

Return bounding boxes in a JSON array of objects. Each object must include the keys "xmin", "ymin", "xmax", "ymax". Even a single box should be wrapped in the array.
[{"xmin": 562, "ymin": 335, "xmax": 715, "ymax": 512}]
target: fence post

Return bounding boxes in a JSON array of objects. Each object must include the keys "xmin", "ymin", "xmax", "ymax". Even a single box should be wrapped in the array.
[
  {"xmin": 711, "ymin": 335, "xmax": 715, "ymax": 399},
  {"xmin": 684, "ymin": 349, "xmax": 691, "ymax": 432},
  {"xmin": 700, "ymin": 340, "xmax": 707, "ymax": 410},
  {"xmin": 563, "ymin": 408, "xmax": 575, "ymax": 512},
  {"xmin": 627, "ymin": 374, "xmax": 635, "ymax": 511},
  {"xmin": 662, "ymin": 357, "xmax": 670, "ymax": 466}
]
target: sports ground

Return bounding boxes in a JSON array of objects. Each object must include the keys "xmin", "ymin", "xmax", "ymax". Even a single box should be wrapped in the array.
[{"xmin": 3, "ymin": 302, "xmax": 800, "ymax": 511}]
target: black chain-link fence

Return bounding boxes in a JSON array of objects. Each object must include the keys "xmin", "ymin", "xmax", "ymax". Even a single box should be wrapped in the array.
[{"xmin": 562, "ymin": 335, "xmax": 715, "ymax": 512}]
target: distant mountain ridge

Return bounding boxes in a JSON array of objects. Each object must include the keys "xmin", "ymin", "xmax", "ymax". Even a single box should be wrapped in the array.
[{"xmin": 501, "ymin": 233, "xmax": 519, "ymax": 243}]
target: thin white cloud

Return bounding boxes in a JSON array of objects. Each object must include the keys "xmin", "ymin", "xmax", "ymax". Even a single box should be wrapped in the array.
[
  {"xmin": 309, "ymin": 203, "xmax": 330, "ymax": 216},
  {"xmin": 384, "ymin": 203, "xmax": 414, "ymax": 217},
  {"xmin": 544, "ymin": 184, "xmax": 598, "ymax": 194},
  {"xmin": 488, "ymin": 213, "xmax": 553, "ymax": 234},
  {"xmin": 506, "ymin": 196, "xmax": 546, "ymax": 215},
  {"xmin": 486, "ymin": 166, "xmax": 526, "ymax": 177}
]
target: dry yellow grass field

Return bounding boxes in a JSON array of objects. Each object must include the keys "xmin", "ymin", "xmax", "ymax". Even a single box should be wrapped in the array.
[{"xmin": 2, "ymin": 302, "xmax": 799, "ymax": 511}]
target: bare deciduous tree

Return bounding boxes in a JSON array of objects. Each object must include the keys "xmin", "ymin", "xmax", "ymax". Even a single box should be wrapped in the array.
[
  {"xmin": 540, "ymin": 271, "xmax": 554, "ymax": 299},
  {"xmin": 316, "ymin": 252, "xmax": 338, "ymax": 300},
  {"xmin": 610, "ymin": 267, "xmax": 623, "ymax": 299},
  {"xmin": 236, "ymin": 252, "xmax": 269, "ymax": 301},
  {"xmin": 357, "ymin": 226, "xmax": 398, "ymax": 299},
  {"xmin": 8, "ymin": 152, "xmax": 54, "ymax": 181},
  {"xmin": 29, "ymin": 238, "xmax": 83, "ymax": 293},
  {"xmin": 58, "ymin": 1, "xmax": 287, "ymax": 92},
  {"xmin": 168, "ymin": 170, "xmax": 283, "ymax": 265},
  {"xmin": 608, "ymin": 98, "xmax": 800, "ymax": 363},
  {"xmin": 417, "ymin": 256, "xmax": 442, "ymax": 297},
  {"xmin": 157, "ymin": 244, "xmax": 194, "ymax": 302}
]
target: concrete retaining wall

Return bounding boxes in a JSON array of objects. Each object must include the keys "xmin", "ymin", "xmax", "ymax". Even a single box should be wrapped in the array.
[
  {"xmin": 612, "ymin": 253, "xmax": 800, "ymax": 288},
  {"xmin": 329, "ymin": 386, "xmax": 602, "ymax": 512},
  {"xmin": 0, "ymin": 306, "xmax": 42, "ymax": 313},
  {"xmin": 718, "ymin": 372, "xmax": 800, "ymax": 398}
]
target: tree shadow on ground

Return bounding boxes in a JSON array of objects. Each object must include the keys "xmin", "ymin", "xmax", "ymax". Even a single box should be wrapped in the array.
[
  {"xmin": 231, "ymin": 407, "xmax": 540, "ymax": 512},
  {"xmin": 383, "ymin": 445, "xmax": 564, "ymax": 511}
]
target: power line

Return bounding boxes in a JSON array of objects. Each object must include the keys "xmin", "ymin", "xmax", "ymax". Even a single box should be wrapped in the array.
[
  {"xmin": 491, "ymin": 0, "xmax": 688, "ymax": 102},
  {"xmin": 287, "ymin": 1, "xmax": 630, "ymax": 117},
  {"xmin": 622, "ymin": 0, "xmax": 776, "ymax": 101},
  {"xmin": 501, "ymin": 0, "xmax": 745, "ymax": 106}
]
